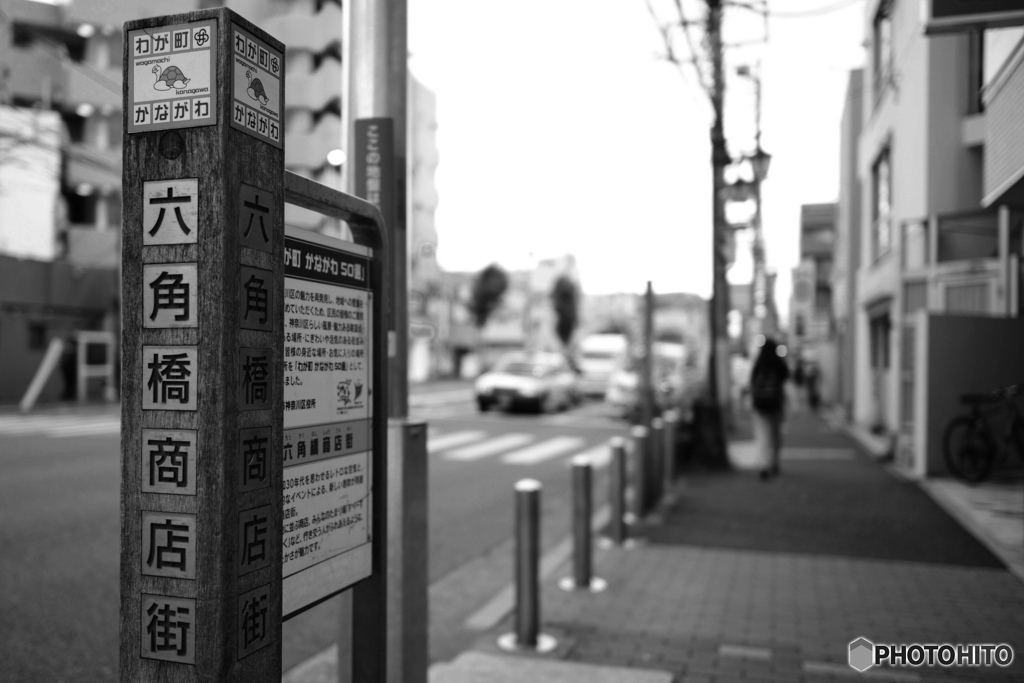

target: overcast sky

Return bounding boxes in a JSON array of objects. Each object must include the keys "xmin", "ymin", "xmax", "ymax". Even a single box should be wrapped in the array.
[{"xmin": 409, "ymin": 0, "xmax": 866, "ymax": 314}]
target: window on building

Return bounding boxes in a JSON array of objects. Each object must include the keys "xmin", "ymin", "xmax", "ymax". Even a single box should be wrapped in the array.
[
  {"xmin": 872, "ymin": 0, "xmax": 894, "ymax": 103},
  {"xmin": 983, "ymin": 26, "xmax": 1024, "ymax": 93},
  {"xmin": 814, "ymin": 285, "xmax": 832, "ymax": 312},
  {"xmin": 968, "ymin": 30, "xmax": 984, "ymax": 115},
  {"xmin": 65, "ymin": 191, "xmax": 97, "ymax": 225},
  {"xmin": 28, "ymin": 322, "xmax": 47, "ymax": 351},
  {"xmin": 872, "ymin": 148, "xmax": 892, "ymax": 260}
]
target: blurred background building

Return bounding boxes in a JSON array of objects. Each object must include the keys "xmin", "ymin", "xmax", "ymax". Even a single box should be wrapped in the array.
[{"xmin": 826, "ymin": 0, "xmax": 1024, "ymax": 477}]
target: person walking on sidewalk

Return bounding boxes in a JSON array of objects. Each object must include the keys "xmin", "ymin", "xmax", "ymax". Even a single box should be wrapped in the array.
[{"xmin": 749, "ymin": 337, "xmax": 789, "ymax": 480}]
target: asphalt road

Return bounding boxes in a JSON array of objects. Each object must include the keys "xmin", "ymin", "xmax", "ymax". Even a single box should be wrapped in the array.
[{"xmin": 0, "ymin": 395, "xmax": 629, "ymax": 680}]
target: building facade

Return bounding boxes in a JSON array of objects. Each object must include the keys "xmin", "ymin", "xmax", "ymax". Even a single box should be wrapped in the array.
[
  {"xmin": 789, "ymin": 203, "xmax": 838, "ymax": 402},
  {"xmin": 833, "ymin": 69, "xmax": 864, "ymax": 420},
  {"xmin": 840, "ymin": 0, "xmax": 1024, "ymax": 474}
]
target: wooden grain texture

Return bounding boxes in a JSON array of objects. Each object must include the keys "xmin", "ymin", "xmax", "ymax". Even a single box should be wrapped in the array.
[{"xmin": 120, "ymin": 9, "xmax": 284, "ymax": 682}]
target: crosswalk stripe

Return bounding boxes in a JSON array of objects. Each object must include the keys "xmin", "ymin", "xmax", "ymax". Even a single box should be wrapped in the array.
[
  {"xmin": 428, "ymin": 430, "xmax": 486, "ymax": 452},
  {"xmin": 0, "ymin": 417, "xmax": 121, "ymax": 436},
  {"xmin": 565, "ymin": 439, "xmax": 615, "ymax": 469},
  {"xmin": 501, "ymin": 436, "xmax": 586, "ymax": 465},
  {"xmin": 50, "ymin": 421, "xmax": 122, "ymax": 437},
  {"xmin": 445, "ymin": 433, "xmax": 533, "ymax": 462}
]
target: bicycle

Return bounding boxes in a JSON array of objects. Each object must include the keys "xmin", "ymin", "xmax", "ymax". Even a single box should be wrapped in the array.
[{"xmin": 942, "ymin": 383, "xmax": 1024, "ymax": 482}]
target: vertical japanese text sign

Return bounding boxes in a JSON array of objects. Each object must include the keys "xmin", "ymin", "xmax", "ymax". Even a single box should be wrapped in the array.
[
  {"xmin": 353, "ymin": 118, "xmax": 395, "ymax": 232},
  {"xmin": 120, "ymin": 9, "xmax": 285, "ymax": 682}
]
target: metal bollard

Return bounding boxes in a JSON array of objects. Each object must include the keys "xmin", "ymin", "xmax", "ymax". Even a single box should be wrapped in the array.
[
  {"xmin": 650, "ymin": 417, "xmax": 665, "ymax": 508},
  {"xmin": 497, "ymin": 479, "xmax": 557, "ymax": 653},
  {"xmin": 630, "ymin": 425, "xmax": 649, "ymax": 519},
  {"xmin": 559, "ymin": 457, "xmax": 607, "ymax": 592},
  {"xmin": 606, "ymin": 437, "xmax": 628, "ymax": 545},
  {"xmin": 662, "ymin": 410, "xmax": 678, "ymax": 491}
]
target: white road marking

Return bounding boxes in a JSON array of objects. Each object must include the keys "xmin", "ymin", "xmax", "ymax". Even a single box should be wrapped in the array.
[
  {"xmin": 50, "ymin": 420, "xmax": 123, "ymax": 437},
  {"xmin": 564, "ymin": 439, "xmax": 616, "ymax": 469},
  {"xmin": 0, "ymin": 415, "xmax": 121, "ymax": 437},
  {"xmin": 501, "ymin": 436, "xmax": 586, "ymax": 465},
  {"xmin": 428, "ymin": 430, "xmax": 486, "ymax": 452},
  {"xmin": 444, "ymin": 433, "xmax": 533, "ymax": 461}
]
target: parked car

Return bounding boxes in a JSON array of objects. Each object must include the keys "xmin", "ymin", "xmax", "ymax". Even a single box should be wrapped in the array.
[
  {"xmin": 576, "ymin": 333, "xmax": 629, "ymax": 398},
  {"xmin": 605, "ymin": 342, "xmax": 686, "ymax": 420},
  {"xmin": 474, "ymin": 351, "xmax": 580, "ymax": 413}
]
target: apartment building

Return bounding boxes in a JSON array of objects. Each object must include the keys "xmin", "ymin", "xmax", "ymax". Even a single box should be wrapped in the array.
[
  {"xmin": 833, "ymin": 69, "xmax": 864, "ymax": 420},
  {"xmin": 842, "ymin": 0, "xmax": 1024, "ymax": 474}
]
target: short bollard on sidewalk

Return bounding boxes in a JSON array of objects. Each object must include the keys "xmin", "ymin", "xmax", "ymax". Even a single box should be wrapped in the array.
[
  {"xmin": 559, "ymin": 456, "xmax": 608, "ymax": 593},
  {"xmin": 629, "ymin": 425, "xmax": 650, "ymax": 520},
  {"xmin": 498, "ymin": 479, "xmax": 558, "ymax": 654},
  {"xmin": 600, "ymin": 437, "xmax": 636, "ymax": 549},
  {"xmin": 662, "ymin": 409, "xmax": 678, "ymax": 496},
  {"xmin": 650, "ymin": 417, "xmax": 665, "ymax": 508}
]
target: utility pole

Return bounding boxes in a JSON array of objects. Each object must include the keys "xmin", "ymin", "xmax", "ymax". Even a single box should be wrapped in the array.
[
  {"xmin": 705, "ymin": 0, "xmax": 731, "ymax": 466},
  {"xmin": 347, "ymin": 1, "xmax": 428, "ymax": 682}
]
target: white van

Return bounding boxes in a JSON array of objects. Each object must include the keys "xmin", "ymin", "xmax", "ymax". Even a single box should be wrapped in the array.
[{"xmin": 576, "ymin": 334, "xmax": 629, "ymax": 397}]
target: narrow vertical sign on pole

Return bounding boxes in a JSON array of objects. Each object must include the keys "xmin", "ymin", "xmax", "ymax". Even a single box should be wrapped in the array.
[{"xmin": 120, "ymin": 9, "xmax": 285, "ymax": 681}]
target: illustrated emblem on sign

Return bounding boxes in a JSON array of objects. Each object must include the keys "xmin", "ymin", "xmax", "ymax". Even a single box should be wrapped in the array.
[
  {"xmin": 152, "ymin": 64, "xmax": 191, "ymax": 91},
  {"xmin": 128, "ymin": 20, "xmax": 216, "ymax": 134},
  {"xmin": 245, "ymin": 70, "xmax": 269, "ymax": 105},
  {"xmin": 337, "ymin": 380, "xmax": 351, "ymax": 405},
  {"xmin": 231, "ymin": 25, "xmax": 283, "ymax": 148}
]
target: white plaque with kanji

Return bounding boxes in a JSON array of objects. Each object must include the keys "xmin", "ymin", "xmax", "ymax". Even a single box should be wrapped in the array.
[{"xmin": 143, "ymin": 179, "xmax": 198, "ymax": 246}]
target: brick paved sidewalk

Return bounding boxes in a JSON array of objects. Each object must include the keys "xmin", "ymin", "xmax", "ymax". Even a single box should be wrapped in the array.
[{"xmin": 473, "ymin": 538, "xmax": 1024, "ymax": 682}]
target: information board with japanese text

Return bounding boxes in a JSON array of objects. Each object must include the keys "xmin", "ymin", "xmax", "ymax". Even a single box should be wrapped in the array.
[{"xmin": 281, "ymin": 226, "xmax": 373, "ymax": 616}]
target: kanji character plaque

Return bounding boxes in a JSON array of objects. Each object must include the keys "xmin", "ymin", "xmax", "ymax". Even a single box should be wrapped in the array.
[
  {"xmin": 142, "ymin": 346, "xmax": 198, "ymax": 411},
  {"xmin": 142, "ymin": 429, "xmax": 198, "ymax": 495},
  {"xmin": 143, "ymin": 179, "xmax": 199, "ymax": 245},
  {"xmin": 141, "ymin": 594, "xmax": 196, "ymax": 664},
  {"xmin": 143, "ymin": 264, "xmax": 199, "ymax": 328}
]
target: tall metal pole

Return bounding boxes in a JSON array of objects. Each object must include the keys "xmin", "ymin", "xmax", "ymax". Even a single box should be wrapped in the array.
[
  {"xmin": 751, "ymin": 66, "xmax": 769, "ymax": 339},
  {"xmin": 348, "ymin": 0, "xmax": 408, "ymax": 419},
  {"xmin": 706, "ymin": 0, "xmax": 730, "ymax": 464},
  {"xmin": 641, "ymin": 281, "xmax": 655, "ymax": 429},
  {"xmin": 347, "ymin": 2, "xmax": 425, "ymax": 682}
]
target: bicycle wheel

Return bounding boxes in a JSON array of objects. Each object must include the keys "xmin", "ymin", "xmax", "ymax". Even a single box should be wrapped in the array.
[{"xmin": 943, "ymin": 416, "xmax": 995, "ymax": 482}]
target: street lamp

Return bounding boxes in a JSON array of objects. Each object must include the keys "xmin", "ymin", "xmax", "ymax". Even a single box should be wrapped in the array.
[{"xmin": 749, "ymin": 147, "xmax": 771, "ymax": 183}]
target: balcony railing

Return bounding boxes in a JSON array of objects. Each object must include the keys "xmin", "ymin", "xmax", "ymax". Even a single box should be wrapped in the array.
[{"xmin": 900, "ymin": 206, "xmax": 1024, "ymax": 317}]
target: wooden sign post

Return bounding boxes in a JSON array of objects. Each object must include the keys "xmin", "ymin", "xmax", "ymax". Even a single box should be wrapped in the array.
[{"xmin": 120, "ymin": 9, "xmax": 286, "ymax": 680}]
